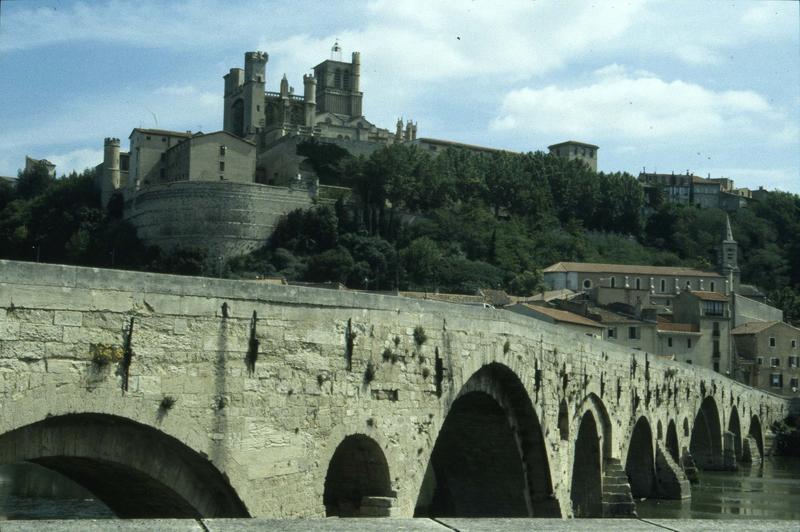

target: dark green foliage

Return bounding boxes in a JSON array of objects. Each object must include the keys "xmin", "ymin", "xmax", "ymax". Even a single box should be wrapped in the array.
[
  {"xmin": 159, "ymin": 396, "xmax": 177, "ymax": 411},
  {"xmin": 297, "ymin": 139, "xmax": 350, "ymax": 185},
  {"xmin": 414, "ymin": 326, "xmax": 427, "ymax": 346},
  {"xmin": 364, "ymin": 360, "xmax": 376, "ymax": 384},
  {"xmin": 305, "ymin": 246, "xmax": 354, "ymax": 284},
  {"xmin": 15, "ymin": 161, "xmax": 56, "ymax": 200},
  {"xmin": 508, "ymin": 270, "xmax": 544, "ymax": 297},
  {"xmin": 772, "ymin": 417, "xmax": 800, "ymax": 456}
]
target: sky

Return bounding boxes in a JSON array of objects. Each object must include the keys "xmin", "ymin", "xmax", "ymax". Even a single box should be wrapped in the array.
[{"xmin": 0, "ymin": 0, "xmax": 798, "ymax": 192}]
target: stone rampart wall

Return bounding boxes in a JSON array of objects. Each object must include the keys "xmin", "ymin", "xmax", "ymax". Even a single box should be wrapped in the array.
[{"xmin": 125, "ymin": 181, "xmax": 315, "ymax": 259}]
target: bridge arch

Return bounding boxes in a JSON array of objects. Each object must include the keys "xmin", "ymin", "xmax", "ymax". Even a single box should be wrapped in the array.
[
  {"xmin": 323, "ymin": 434, "xmax": 392, "ymax": 517},
  {"xmin": 665, "ymin": 419, "xmax": 680, "ymax": 463},
  {"xmin": 570, "ymin": 410, "xmax": 602, "ymax": 517},
  {"xmin": 414, "ymin": 362, "xmax": 558, "ymax": 517},
  {"xmin": 690, "ymin": 396, "xmax": 723, "ymax": 469},
  {"xmin": 575, "ymin": 393, "xmax": 613, "ymax": 462},
  {"xmin": 624, "ymin": 416, "xmax": 656, "ymax": 498},
  {"xmin": 0, "ymin": 413, "xmax": 248, "ymax": 518}
]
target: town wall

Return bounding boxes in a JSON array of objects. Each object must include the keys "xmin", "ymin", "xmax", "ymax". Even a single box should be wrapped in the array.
[{"xmin": 125, "ymin": 181, "xmax": 315, "ymax": 259}]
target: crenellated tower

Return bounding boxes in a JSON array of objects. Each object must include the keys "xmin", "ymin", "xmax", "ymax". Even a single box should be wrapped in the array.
[
  {"xmin": 312, "ymin": 48, "xmax": 363, "ymax": 118},
  {"xmin": 223, "ymin": 51, "xmax": 268, "ymax": 138}
]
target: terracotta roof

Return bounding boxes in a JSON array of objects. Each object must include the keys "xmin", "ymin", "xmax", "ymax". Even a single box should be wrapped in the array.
[
  {"xmin": 521, "ymin": 304, "xmax": 604, "ymax": 328},
  {"xmin": 657, "ymin": 322, "xmax": 700, "ymax": 333},
  {"xmin": 687, "ymin": 290, "xmax": 729, "ymax": 302},
  {"xmin": 543, "ymin": 261, "xmax": 720, "ymax": 278},
  {"xmin": 587, "ymin": 306, "xmax": 644, "ymax": 325},
  {"xmin": 731, "ymin": 321, "xmax": 781, "ymax": 335}
]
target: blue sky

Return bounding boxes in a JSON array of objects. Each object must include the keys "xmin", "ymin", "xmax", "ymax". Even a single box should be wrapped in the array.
[{"xmin": 1, "ymin": 0, "xmax": 798, "ymax": 192}]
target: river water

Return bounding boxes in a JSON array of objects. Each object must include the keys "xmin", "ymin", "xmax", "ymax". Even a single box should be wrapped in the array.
[
  {"xmin": 1, "ymin": 458, "xmax": 799, "ymax": 520},
  {"xmin": 637, "ymin": 456, "xmax": 800, "ymax": 520}
]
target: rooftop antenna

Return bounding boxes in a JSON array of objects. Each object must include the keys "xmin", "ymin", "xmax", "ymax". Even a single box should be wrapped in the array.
[{"xmin": 331, "ymin": 39, "xmax": 342, "ymax": 61}]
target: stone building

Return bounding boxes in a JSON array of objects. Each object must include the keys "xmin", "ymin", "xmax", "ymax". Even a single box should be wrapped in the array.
[
  {"xmin": 638, "ymin": 171, "xmax": 749, "ymax": 212},
  {"xmin": 24, "ymin": 156, "xmax": 56, "ymax": 178},
  {"xmin": 732, "ymin": 321, "xmax": 800, "ymax": 397},
  {"xmin": 543, "ymin": 262, "xmax": 728, "ymax": 310},
  {"xmin": 507, "ymin": 303, "xmax": 605, "ymax": 339},
  {"xmin": 548, "ymin": 140, "xmax": 599, "ymax": 171}
]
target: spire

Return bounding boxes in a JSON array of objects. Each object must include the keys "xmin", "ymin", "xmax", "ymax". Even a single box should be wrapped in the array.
[{"xmin": 724, "ymin": 215, "xmax": 735, "ymax": 242}]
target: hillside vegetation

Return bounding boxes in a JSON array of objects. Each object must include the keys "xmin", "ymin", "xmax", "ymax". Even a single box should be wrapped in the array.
[{"xmin": 1, "ymin": 147, "xmax": 798, "ymax": 323}]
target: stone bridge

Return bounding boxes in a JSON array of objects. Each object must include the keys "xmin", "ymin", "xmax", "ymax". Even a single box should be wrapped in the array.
[{"xmin": 0, "ymin": 260, "xmax": 788, "ymax": 519}]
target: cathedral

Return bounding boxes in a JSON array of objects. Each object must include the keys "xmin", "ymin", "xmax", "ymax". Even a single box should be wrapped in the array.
[{"xmin": 97, "ymin": 43, "xmax": 417, "ymax": 206}]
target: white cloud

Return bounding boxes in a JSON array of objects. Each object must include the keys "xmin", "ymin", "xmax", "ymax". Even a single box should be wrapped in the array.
[
  {"xmin": 44, "ymin": 148, "xmax": 105, "ymax": 176},
  {"xmin": 491, "ymin": 67, "xmax": 785, "ymax": 144}
]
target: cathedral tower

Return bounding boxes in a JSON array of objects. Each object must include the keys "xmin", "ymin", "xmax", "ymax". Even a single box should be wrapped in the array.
[
  {"xmin": 224, "ymin": 51, "xmax": 268, "ymax": 138},
  {"xmin": 312, "ymin": 45, "xmax": 363, "ymax": 118}
]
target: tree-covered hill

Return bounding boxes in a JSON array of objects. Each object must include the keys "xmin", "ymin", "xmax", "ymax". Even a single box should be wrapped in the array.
[{"xmin": 1, "ymin": 148, "xmax": 798, "ymax": 323}]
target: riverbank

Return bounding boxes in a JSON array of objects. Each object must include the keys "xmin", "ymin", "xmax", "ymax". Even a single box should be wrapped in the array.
[{"xmin": 1, "ymin": 518, "xmax": 799, "ymax": 531}]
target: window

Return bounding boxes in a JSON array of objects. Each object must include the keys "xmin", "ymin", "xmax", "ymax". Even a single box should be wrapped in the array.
[
  {"xmin": 686, "ymin": 360, "xmax": 693, "ymax": 365},
  {"xmin": 686, "ymin": 280, "xmax": 692, "ymax": 290},
  {"xmin": 256, "ymin": 105, "xmax": 260, "ymax": 112},
  {"xmin": 713, "ymin": 322, "xmax": 720, "ymax": 337},
  {"xmin": 710, "ymin": 281, "xmax": 716, "ymax": 292},
  {"xmin": 789, "ymin": 356, "xmax": 799, "ymax": 368},
  {"xmin": 635, "ymin": 278, "xmax": 641, "ymax": 290},
  {"xmin": 583, "ymin": 279, "xmax": 592, "ymax": 289},
  {"xmin": 714, "ymin": 362, "xmax": 720, "ymax": 372},
  {"xmin": 791, "ymin": 377, "xmax": 799, "ymax": 390},
  {"xmin": 703, "ymin": 301, "xmax": 724, "ymax": 316},
  {"xmin": 334, "ymin": 68, "xmax": 342, "ymax": 88},
  {"xmin": 770, "ymin": 337, "xmax": 776, "ymax": 347},
  {"xmin": 771, "ymin": 357, "xmax": 780, "ymax": 368},
  {"xmin": 771, "ymin": 373, "xmax": 783, "ymax": 388},
  {"xmin": 757, "ymin": 356, "xmax": 763, "ymax": 366},
  {"xmin": 713, "ymin": 340, "xmax": 720, "ymax": 358},
  {"xmin": 687, "ymin": 338, "xmax": 692, "ymax": 348},
  {"xmin": 220, "ymin": 146, "xmax": 227, "ymax": 156},
  {"xmin": 146, "ymin": 135, "xmax": 151, "ymax": 140},
  {"xmin": 610, "ymin": 276, "xmax": 616, "ymax": 288},
  {"xmin": 628, "ymin": 327, "xmax": 640, "ymax": 340},
  {"xmin": 660, "ymin": 279, "xmax": 666, "ymax": 292},
  {"xmin": 161, "ymin": 137, "xmax": 166, "ymax": 142},
  {"xmin": 667, "ymin": 337, "xmax": 673, "ymax": 348},
  {"xmin": 792, "ymin": 339, "xmax": 797, "ymax": 349},
  {"xmin": 219, "ymin": 161, "xmax": 225, "ymax": 172},
  {"xmin": 608, "ymin": 327, "xmax": 616, "ymax": 338}
]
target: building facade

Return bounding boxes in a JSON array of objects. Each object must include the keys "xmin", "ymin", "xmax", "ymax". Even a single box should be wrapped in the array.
[
  {"xmin": 547, "ymin": 141, "xmax": 598, "ymax": 171},
  {"xmin": 732, "ymin": 321, "xmax": 800, "ymax": 397}
]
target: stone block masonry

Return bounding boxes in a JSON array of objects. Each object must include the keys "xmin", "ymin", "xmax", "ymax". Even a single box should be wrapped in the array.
[{"xmin": 0, "ymin": 260, "xmax": 789, "ymax": 519}]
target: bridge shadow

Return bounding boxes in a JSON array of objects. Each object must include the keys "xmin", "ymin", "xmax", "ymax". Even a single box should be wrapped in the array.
[{"xmin": 414, "ymin": 363, "xmax": 559, "ymax": 518}]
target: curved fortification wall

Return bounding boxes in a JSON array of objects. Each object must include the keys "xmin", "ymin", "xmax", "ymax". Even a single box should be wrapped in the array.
[{"xmin": 126, "ymin": 181, "xmax": 315, "ymax": 258}]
